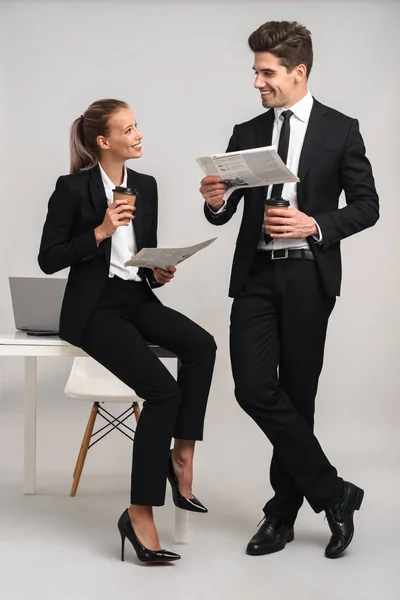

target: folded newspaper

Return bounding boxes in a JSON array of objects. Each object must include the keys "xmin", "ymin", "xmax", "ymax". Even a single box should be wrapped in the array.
[
  {"xmin": 124, "ymin": 238, "xmax": 217, "ymax": 270},
  {"xmin": 196, "ymin": 145, "xmax": 299, "ymax": 201}
]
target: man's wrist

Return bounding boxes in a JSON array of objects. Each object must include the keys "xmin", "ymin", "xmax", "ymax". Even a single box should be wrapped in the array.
[
  {"xmin": 208, "ymin": 200, "xmax": 224, "ymax": 213},
  {"xmin": 308, "ymin": 217, "xmax": 318, "ymax": 237},
  {"xmin": 309, "ymin": 217, "xmax": 323, "ymax": 243}
]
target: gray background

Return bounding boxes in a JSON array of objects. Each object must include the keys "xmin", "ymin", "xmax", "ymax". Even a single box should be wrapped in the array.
[{"xmin": 0, "ymin": 1, "xmax": 398, "ymax": 599}]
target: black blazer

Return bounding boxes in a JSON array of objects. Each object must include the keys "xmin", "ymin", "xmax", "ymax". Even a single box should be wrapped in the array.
[
  {"xmin": 204, "ymin": 99, "xmax": 379, "ymax": 298},
  {"xmin": 38, "ymin": 164, "xmax": 162, "ymax": 347}
]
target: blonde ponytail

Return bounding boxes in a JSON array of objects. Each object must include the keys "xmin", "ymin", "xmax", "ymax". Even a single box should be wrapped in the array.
[
  {"xmin": 69, "ymin": 116, "xmax": 97, "ymax": 174},
  {"xmin": 69, "ymin": 99, "xmax": 129, "ymax": 174}
]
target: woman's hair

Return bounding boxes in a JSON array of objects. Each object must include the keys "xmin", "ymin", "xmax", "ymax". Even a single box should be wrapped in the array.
[
  {"xmin": 248, "ymin": 21, "xmax": 313, "ymax": 78},
  {"xmin": 69, "ymin": 98, "xmax": 129, "ymax": 174}
]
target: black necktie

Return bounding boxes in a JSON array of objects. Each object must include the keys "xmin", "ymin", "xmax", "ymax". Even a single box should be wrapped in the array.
[{"xmin": 269, "ymin": 109, "xmax": 293, "ymax": 200}]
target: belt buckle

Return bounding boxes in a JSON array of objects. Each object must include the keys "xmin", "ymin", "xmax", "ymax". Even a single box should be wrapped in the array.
[{"xmin": 271, "ymin": 249, "xmax": 289, "ymax": 260}]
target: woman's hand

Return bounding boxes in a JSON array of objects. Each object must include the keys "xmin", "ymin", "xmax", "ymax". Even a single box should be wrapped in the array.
[
  {"xmin": 152, "ymin": 266, "xmax": 176, "ymax": 284},
  {"xmin": 94, "ymin": 200, "xmax": 135, "ymax": 243}
]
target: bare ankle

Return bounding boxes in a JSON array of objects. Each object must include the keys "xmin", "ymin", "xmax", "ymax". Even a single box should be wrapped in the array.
[
  {"xmin": 172, "ymin": 451, "xmax": 187, "ymax": 467},
  {"xmin": 129, "ymin": 504, "xmax": 153, "ymax": 521},
  {"xmin": 172, "ymin": 447, "xmax": 194, "ymax": 467}
]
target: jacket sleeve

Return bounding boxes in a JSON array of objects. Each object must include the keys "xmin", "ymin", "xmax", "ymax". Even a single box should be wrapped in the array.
[
  {"xmin": 313, "ymin": 119, "xmax": 379, "ymax": 249},
  {"xmin": 203, "ymin": 124, "xmax": 244, "ymax": 226},
  {"xmin": 38, "ymin": 176, "xmax": 103, "ymax": 275},
  {"xmin": 144, "ymin": 177, "xmax": 164, "ymax": 289}
]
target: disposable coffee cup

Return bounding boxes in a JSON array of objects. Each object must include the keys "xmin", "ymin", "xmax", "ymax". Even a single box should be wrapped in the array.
[
  {"xmin": 265, "ymin": 196, "xmax": 289, "ymax": 216},
  {"xmin": 264, "ymin": 197, "xmax": 290, "ymax": 210},
  {"xmin": 113, "ymin": 186, "xmax": 137, "ymax": 224},
  {"xmin": 113, "ymin": 186, "xmax": 137, "ymax": 206},
  {"xmin": 264, "ymin": 197, "xmax": 290, "ymax": 235}
]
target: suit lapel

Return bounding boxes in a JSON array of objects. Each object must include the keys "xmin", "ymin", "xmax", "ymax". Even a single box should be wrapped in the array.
[
  {"xmin": 88, "ymin": 164, "xmax": 111, "ymax": 264},
  {"xmin": 298, "ymin": 99, "xmax": 329, "ymax": 183},
  {"xmin": 89, "ymin": 163, "xmax": 108, "ymax": 219},
  {"xmin": 256, "ymin": 108, "xmax": 275, "ymax": 149},
  {"xmin": 255, "ymin": 109, "xmax": 275, "ymax": 241},
  {"xmin": 127, "ymin": 169, "xmax": 144, "ymax": 250},
  {"xmin": 254, "ymin": 109, "xmax": 275, "ymax": 205}
]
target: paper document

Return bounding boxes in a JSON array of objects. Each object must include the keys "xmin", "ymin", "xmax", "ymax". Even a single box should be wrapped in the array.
[
  {"xmin": 124, "ymin": 238, "xmax": 217, "ymax": 270},
  {"xmin": 196, "ymin": 145, "xmax": 299, "ymax": 201}
]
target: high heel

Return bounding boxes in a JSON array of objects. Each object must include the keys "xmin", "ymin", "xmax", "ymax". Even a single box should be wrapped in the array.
[
  {"xmin": 117, "ymin": 509, "xmax": 181, "ymax": 564},
  {"xmin": 120, "ymin": 530, "xmax": 126, "ymax": 562},
  {"xmin": 167, "ymin": 452, "xmax": 208, "ymax": 513}
]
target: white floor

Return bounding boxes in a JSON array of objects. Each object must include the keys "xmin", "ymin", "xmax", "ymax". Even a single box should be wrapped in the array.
[{"xmin": 0, "ymin": 369, "xmax": 399, "ymax": 600}]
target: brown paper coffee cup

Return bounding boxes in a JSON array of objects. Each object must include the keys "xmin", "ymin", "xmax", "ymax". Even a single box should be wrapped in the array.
[
  {"xmin": 264, "ymin": 197, "xmax": 289, "ymax": 214},
  {"xmin": 113, "ymin": 186, "xmax": 137, "ymax": 224},
  {"xmin": 264, "ymin": 197, "xmax": 290, "ymax": 233},
  {"xmin": 113, "ymin": 186, "xmax": 137, "ymax": 206}
]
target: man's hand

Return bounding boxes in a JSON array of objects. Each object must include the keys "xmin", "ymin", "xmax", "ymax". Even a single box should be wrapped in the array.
[
  {"xmin": 153, "ymin": 265, "xmax": 176, "ymax": 284},
  {"xmin": 265, "ymin": 207, "xmax": 318, "ymax": 238},
  {"xmin": 199, "ymin": 176, "xmax": 227, "ymax": 211}
]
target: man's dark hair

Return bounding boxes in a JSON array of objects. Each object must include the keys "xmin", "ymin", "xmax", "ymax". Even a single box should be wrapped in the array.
[{"xmin": 248, "ymin": 21, "xmax": 313, "ymax": 78}]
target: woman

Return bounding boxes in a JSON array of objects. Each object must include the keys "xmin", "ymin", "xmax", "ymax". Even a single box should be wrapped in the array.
[{"xmin": 38, "ymin": 99, "xmax": 216, "ymax": 564}]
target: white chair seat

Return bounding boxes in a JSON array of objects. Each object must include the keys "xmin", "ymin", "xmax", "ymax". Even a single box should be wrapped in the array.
[{"xmin": 65, "ymin": 356, "xmax": 142, "ymax": 403}]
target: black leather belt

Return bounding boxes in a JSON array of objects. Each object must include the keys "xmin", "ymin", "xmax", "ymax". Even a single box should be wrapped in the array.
[{"xmin": 260, "ymin": 249, "xmax": 315, "ymax": 261}]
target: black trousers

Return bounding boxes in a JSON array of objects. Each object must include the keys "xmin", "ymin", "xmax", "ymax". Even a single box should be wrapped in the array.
[
  {"xmin": 230, "ymin": 252, "xmax": 344, "ymax": 526},
  {"xmin": 80, "ymin": 277, "xmax": 216, "ymax": 506}
]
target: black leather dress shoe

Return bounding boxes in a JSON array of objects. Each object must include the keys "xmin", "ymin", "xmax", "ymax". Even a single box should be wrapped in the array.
[
  {"xmin": 325, "ymin": 481, "xmax": 364, "ymax": 559},
  {"xmin": 246, "ymin": 514, "xmax": 294, "ymax": 556}
]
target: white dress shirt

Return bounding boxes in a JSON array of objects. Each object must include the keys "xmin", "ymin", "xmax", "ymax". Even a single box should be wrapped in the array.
[
  {"xmin": 99, "ymin": 163, "xmax": 142, "ymax": 281},
  {"xmin": 261, "ymin": 91, "xmax": 319, "ymax": 251},
  {"xmin": 210, "ymin": 91, "xmax": 322, "ymax": 249}
]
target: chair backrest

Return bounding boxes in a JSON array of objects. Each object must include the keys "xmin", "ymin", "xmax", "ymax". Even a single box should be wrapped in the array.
[{"xmin": 65, "ymin": 357, "xmax": 141, "ymax": 402}]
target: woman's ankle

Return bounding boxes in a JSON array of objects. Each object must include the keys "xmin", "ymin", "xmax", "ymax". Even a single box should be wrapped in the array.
[
  {"xmin": 172, "ymin": 440, "xmax": 195, "ymax": 466},
  {"xmin": 128, "ymin": 504, "xmax": 153, "ymax": 521}
]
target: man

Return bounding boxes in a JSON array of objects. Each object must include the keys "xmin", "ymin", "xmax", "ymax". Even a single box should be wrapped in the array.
[{"xmin": 200, "ymin": 21, "xmax": 379, "ymax": 559}]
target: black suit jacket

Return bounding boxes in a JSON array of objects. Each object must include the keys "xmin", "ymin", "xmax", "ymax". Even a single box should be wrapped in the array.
[
  {"xmin": 204, "ymin": 99, "xmax": 379, "ymax": 298},
  {"xmin": 38, "ymin": 164, "xmax": 162, "ymax": 347}
]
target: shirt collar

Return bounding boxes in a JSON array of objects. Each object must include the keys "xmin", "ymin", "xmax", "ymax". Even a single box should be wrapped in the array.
[
  {"xmin": 274, "ymin": 91, "xmax": 313, "ymax": 124},
  {"xmin": 99, "ymin": 163, "xmax": 128, "ymax": 191}
]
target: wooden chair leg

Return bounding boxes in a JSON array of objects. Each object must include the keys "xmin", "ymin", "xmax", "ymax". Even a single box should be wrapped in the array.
[
  {"xmin": 70, "ymin": 402, "xmax": 99, "ymax": 497},
  {"xmin": 133, "ymin": 401, "xmax": 141, "ymax": 424}
]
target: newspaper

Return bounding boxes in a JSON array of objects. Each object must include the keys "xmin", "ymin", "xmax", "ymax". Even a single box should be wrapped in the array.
[
  {"xmin": 124, "ymin": 238, "xmax": 217, "ymax": 270},
  {"xmin": 196, "ymin": 145, "xmax": 299, "ymax": 201}
]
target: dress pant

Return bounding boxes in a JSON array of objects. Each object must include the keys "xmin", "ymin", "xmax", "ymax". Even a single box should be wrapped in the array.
[
  {"xmin": 230, "ymin": 252, "xmax": 344, "ymax": 526},
  {"xmin": 80, "ymin": 276, "xmax": 216, "ymax": 506}
]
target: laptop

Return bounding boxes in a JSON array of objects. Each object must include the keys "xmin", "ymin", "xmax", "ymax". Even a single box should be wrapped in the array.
[{"xmin": 9, "ymin": 277, "xmax": 67, "ymax": 336}]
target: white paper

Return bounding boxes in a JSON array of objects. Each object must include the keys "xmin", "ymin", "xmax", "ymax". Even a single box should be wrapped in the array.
[
  {"xmin": 196, "ymin": 145, "xmax": 299, "ymax": 201},
  {"xmin": 124, "ymin": 238, "xmax": 217, "ymax": 270}
]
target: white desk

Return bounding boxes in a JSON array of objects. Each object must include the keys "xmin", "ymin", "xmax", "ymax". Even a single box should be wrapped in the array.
[
  {"xmin": 0, "ymin": 332, "xmax": 177, "ymax": 495},
  {"xmin": 0, "ymin": 333, "xmax": 86, "ymax": 494}
]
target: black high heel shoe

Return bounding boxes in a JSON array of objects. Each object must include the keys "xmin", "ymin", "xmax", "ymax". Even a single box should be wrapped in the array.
[
  {"xmin": 117, "ymin": 509, "xmax": 181, "ymax": 564},
  {"xmin": 167, "ymin": 452, "xmax": 208, "ymax": 513}
]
